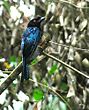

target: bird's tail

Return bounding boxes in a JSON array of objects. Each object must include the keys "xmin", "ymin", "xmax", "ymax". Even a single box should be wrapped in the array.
[{"xmin": 21, "ymin": 57, "xmax": 29, "ymax": 81}]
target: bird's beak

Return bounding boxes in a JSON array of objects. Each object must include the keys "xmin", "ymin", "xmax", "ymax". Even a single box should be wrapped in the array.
[{"xmin": 40, "ymin": 17, "xmax": 45, "ymax": 22}]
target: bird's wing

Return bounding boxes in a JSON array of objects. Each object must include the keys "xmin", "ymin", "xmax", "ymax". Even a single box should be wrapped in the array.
[{"xmin": 21, "ymin": 27, "xmax": 41, "ymax": 59}]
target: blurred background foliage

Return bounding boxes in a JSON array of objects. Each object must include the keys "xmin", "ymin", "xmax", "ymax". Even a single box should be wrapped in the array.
[{"xmin": 0, "ymin": 0, "xmax": 89, "ymax": 110}]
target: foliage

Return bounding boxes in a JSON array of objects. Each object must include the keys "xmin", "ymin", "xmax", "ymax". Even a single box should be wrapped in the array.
[
  {"xmin": 33, "ymin": 88, "xmax": 44, "ymax": 101},
  {"xmin": 0, "ymin": 0, "xmax": 89, "ymax": 110}
]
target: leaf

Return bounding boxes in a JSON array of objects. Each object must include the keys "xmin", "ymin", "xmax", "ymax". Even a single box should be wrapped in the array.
[
  {"xmin": 68, "ymin": 47, "xmax": 74, "ymax": 61},
  {"xmin": 79, "ymin": 19, "xmax": 87, "ymax": 31},
  {"xmin": 48, "ymin": 64, "xmax": 57, "ymax": 75},
  {"xmin": 4, "ymin": 62, "xmax": 11, "ymax": 69},
  {"xmin": 17, "ymin": 57, "xmax": 22, "ymax": 63},
  {"xmin": 67, "ymin": 85, "xmax": 75, "ymax": 97},
  {"xmin": 9, "ymin": 56, "xmax": 16, "ymax": 62},
  {"xmin": 31, "ymin": 58, "xmax": 38, "ymax": 65},
  {"xmin": 60, "ymin": 82, "xmax": 68, "ymax": 91},
  {"xmin": 60, "ymin": 101, "xmax": 67, "ymax": 110},
  {"xmin": 3, "ymin": 0, "xmax": 10, "ymax": 12},
  {"xmin": 42, "ymin": 79, "xmax": 48, "ymax": 86},
  {"xmin": 82, "ymin": 58, "xmax": 89, "ymax": 68},
  {"xmin": 9, "ymin": 56, "xmax": 17, "ymax": 67},
  {"xmin": 33, "ymin": 88, "xmax": 44, "ymax": 101}
]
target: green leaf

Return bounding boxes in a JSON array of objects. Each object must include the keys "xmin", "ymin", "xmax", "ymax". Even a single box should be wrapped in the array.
[
  {"xmin": 31, "ymin": 58, "xmax": 38, "ymax": 65},
  {"xmin": 12, "ymin": 83, "xmax": 17, "ymax": 88},
  {"xmin": 42, "ymin": 79, "xmax": 48, "ymax": 86},
  {"xmin": 48, "ymin": 64, "xmax": 57, "ymax": 75},
  {"xmin": 9, "ymin": 56, "xmax": 16, "ymax": 62},
  {"xmin": 60, "ymin": 82, "xmax": 68, "ymax": 91},
  {"xmin": 3, "ymin": 0, "xmax": 10, "ymax": 12},
  {"xmin": 33, "ymin": 88, "xmax": 44, "ymax": 101},
  {"xmin": 17, "ymin": 56, "xmax": 22, "ymax": 63},
  {"xmin": 9, "ymin": 56, "xmax": 17, "ymax": 67}
]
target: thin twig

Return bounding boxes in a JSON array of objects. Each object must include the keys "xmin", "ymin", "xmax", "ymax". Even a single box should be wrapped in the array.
[
  {"xmin": 49, "ymin": 41, "xmax": 89, "ymax": 52},
  {"xmin": 0, "ymin": 50, "xmax": 89, "ymax": 110},
  {"xmin": 0, "ymin": 58, "xmax": 72, "ymax": 109},
  {"xmin": 0, "ymin": 51, "xmax": 89, "ymax": 96},
  {"xmin": 0, "ymin": 51, "xmax": 89, "ymax": 97},
  {"xmin": 0, "ymin": 54, "xmax": 46, "ymax": 95},
  {"xmin": 29, "ymin": 78, "xmax": 72, "ymax": 110},
  {"xmin": 2, "ymin": 71, "xmax": 12, "ymax": 74},
  {"xmin": 43, "ymin": 51, "xmax": 89, "ymax": 79}
]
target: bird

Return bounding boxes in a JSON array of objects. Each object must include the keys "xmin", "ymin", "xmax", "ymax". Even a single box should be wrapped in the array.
[{"xmin": 21, "ymin": 16, "xmax": 45, "ymax": 81}]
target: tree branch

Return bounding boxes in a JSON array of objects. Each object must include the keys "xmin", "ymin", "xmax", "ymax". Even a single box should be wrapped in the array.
[
  {"xmin": 0, "ymin": 59, "xmax": 72, "ymax": 109},
  {"xmin": 0, "ymin": 50, "xmax": 89, "ymax": 105},
  {"xmin": 43, "ymin": 51, "xmax": 89, "ymax": 79},
  {"xmin": 49, "ymin": 41, "xmax": 89, "ymax": 52},
  {"xmin": 0, "ymin": 61, "xmax": 22, "ymax": 95},
  {"xmin": 29, "ymin": 78, "xmax": 72, "ymax": 110}
]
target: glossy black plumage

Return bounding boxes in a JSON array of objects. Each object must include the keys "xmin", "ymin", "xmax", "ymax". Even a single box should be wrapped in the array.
[{"xmin": 21, "ymin": 16, "xmax": 45, "ymax": 81}]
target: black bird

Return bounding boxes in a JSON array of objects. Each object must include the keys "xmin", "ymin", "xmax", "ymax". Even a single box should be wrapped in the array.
[{"xmin": 21, "ymin": 16, "xmax": 45, "ymax": 81}]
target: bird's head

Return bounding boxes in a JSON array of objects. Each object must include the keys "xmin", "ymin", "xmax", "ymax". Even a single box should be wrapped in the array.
[{"xmin": 27, "ymin": 16, "xmax": 45, "ymax": 29}]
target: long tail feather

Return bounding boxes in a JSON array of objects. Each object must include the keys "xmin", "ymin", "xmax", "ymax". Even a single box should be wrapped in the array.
[{"xmin": 21, "ymin": 57, "xmax": 29, "ymax": 81}]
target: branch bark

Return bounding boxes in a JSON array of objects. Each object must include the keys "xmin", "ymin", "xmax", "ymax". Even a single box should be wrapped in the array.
[
  {"xmin": 0, "ymin": 51, "xmax": 89, "ymax": 96},
  {"xmin": 0, "ymin": 61, "xmax": 22, "ymax": 95},
  {"xmin": 43, "ymin": 51, "xmax": 89, "ymax": 79}
]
